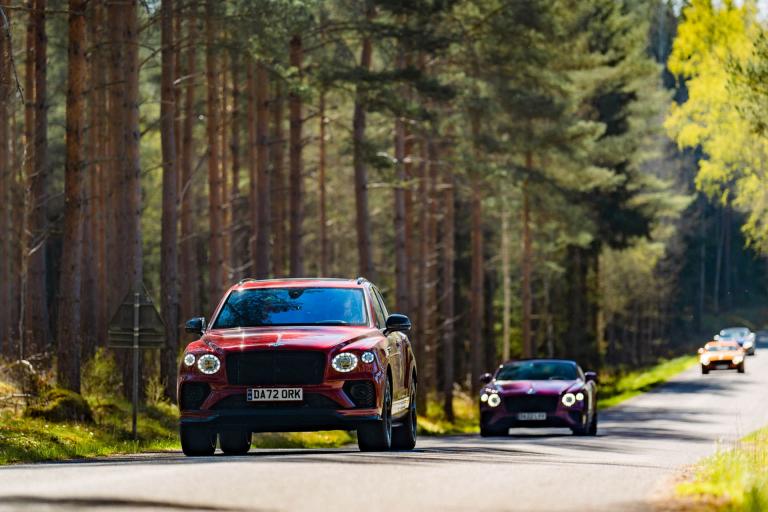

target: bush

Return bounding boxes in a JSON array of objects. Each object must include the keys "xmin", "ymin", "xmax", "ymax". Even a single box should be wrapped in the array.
[
  {"xmin": 82, "ymin": 348, "xmax": 122, "ymax": 399},
  {"xmin": 25, "ymin": 388, "xmax": 94, "ymax": 423}
]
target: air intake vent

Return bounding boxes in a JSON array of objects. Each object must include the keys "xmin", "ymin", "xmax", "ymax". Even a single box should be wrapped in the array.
[
  {"xmin": 179, "ymin": 382, "xmax": 210, "ymax": 410},
  {"xmin": 343, "ymin": 380, "xmax": 376, "ymax": 408}
]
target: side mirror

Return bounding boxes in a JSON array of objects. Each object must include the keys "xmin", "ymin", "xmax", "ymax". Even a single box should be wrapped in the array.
[
  {"xmin": 479, "ymin": 373, "xmax": 493, "ymax": 384},
  {"xmin": 714, "ymin": 335, "xmax": 720, "ymax": 341},
  {"xmin": 384, "ymin": 314, "xmax": 411, "ymax": 334},
  {"xmin": 698, "ymin": 348, "xmax": 705, "ymax": 355},
  {"xmin": 185, "ymin": 317, "xmax": 206, "ymax": 335},
  {"xmin": 585, "ymin": 371, "xmax": 598, "ymax": 383}
]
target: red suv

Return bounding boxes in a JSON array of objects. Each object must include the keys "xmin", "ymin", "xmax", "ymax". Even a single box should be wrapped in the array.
[{"xmin": 178, "ymin": 278, "xmax": 417, "ymax": 455}]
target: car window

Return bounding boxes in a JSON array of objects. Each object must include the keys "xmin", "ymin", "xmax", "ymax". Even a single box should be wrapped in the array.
[
  {"xmin": 496, "ymin": 361, "xmax": 579, "ymax": 381},
  {"xmin": 373, "ymin": 287, "xmax": 389, "ymax": 318},
  {"xmin": 212, "ymin": 287, "xmax": 368, "ymax": 328},
  {"xmin": 707, "ymin": 345, "xmax": 739, "ymax": 352},
  {"xmin": 370, "ymin": 288, "xmax": 386, "ymax": 329}
]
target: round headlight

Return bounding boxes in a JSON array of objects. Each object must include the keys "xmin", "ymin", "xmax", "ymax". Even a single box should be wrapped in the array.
[
  {"xmin": 361, "ymin": 351, "xmax": 375, "ymax": 364},
  {"xmin": 487, "ymin": 394, "xmax": 501, "ymax": 407},
  {"xmin": 480, "ymin": 393, "xmax": 489, "ymax": 403},
  {"xmin": 197, "ymin": 354, "xmax": 221, "ymax": 374},
  {"xmin": 332, "ymin": 353, "xmax": 358, "ymax": 373},
  {"xmin": 576, "ymin": 392, "xmax": 584, "ymax": 401},
  {"xmin": 701, "ymin": 356, "xmax": 710, "ymax": 365},
  {"xmin": 183, "ymin": 353, "xmax": 196, "ymax": 367},
  {"xmin": 733, "ymin": 356, "xmax": 744, "ymax": 364},
  {"xmin": 561, "ymin": 393, "xmax": 576, "ymax": 407}
]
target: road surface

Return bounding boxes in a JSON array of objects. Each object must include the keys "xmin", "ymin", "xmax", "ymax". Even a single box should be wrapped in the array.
[{"xmin": 2, "ymin": 349, "xmax": 768, "ymax": 512}]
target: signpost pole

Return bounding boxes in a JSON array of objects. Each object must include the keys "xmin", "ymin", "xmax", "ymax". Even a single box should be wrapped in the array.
[{"xmin": 132, "ymin": 290, "xmax": 140, "ymax": 440}]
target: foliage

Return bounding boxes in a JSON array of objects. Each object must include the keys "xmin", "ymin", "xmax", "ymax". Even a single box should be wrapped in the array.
[
  {"xmin": 81, "ymin": 348, "xmax": 123, "ymax": 399},
  {"xmin": 677, "ymin": 427, "xmax": 768, "ymax": 511},
  {"xmin": 25, "ymin": 388, "xmax": 94, "ymax": 424},
  {"xmin": 597, "ymin": 355, "xmax": 697, "ymax": 409},
  {"xmin": 418, "ymin": 392, "xmax": 480, "ymax": 435}
]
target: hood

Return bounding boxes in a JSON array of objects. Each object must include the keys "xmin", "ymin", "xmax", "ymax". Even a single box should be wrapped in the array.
[
  {"xmin": 494, "ymin": 379, "xmax": 581, "ymax": 396},
  {"xmin": 202, "ymin": 326, "xmax": 379, "ymax": 352}
]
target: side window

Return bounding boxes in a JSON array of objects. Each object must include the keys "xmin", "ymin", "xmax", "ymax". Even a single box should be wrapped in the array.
[
  {"xmin": 373, "ymin": 287, "xmax": 389, "ymax": 319},
  {"xmin": 370, "ymin": 288, "xmax": 386, "ymax": 328}
]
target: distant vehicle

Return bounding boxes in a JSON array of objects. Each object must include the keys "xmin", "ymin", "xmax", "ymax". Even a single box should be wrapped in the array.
[
  {"xmin": 699, "ymin": 341, "xmax": 745, "ymax": 374},
  {"xmin": 716, "ymin": 327, "xmax": 756, "ymax": 355},
  {"xmin": 756, "ymin": 330, "xmax": 768, "ymax": 344},
  {"xmin": 177, "ymin": 278, "xmax": 417, "ymax": 456},
  {"xmin": 478, "ymin": 359, "xmax": 598, "ymax": 437}
]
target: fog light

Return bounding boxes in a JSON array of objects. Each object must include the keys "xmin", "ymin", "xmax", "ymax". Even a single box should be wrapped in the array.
[
  {"xmin": 487, "ymin": 394, "xmax": 501, "ymax": 407},
  {"xmin": 361, "ymin": 351, "xmax": 375, "ymax": 364},
  {"xmin": 197, "ymin": 354, "xmax": 221, "ymax": 375},
  {"xmin": 183, "ymin": 353, "xmax": 195, "ymax": 367},
  {"xmin": 561, "ymin": 393, "xmax": 576, "ymax": 407},
  {"xmin": 332, "ymin": 353, "xmax": 358, "ymax": 373},
  {"xmin": 576, "ymin": 392, "xmax": 584, "ymax": 401}
]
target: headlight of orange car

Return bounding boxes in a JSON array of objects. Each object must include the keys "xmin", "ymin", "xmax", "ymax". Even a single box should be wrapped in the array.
[{"xmin": 733, "ymin": 355, "xmax": 744, "ymax": 364}]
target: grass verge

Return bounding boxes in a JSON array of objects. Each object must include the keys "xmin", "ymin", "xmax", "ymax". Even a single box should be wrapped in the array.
[
  {"xmin": 418, "ymin": 392, "xmax": 479, "ymax": 435},
  {"xmin": 597, "ymin": 355, "xmax": 697, "ymax": 409},
  {"xmin": 676, "ymin": 427, "xmax": 768, "ymax": 511}
]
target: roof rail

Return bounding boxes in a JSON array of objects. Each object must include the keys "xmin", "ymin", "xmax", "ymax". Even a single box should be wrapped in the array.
[
  {"xmin": 237, "ymin": 278, "xmax": 258, "ymax": 285},
  {"xmin": 356, "ymin": 276, "xmax": 369, "ymax": 285}
]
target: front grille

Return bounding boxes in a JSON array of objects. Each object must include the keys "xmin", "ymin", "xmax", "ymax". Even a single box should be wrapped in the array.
[
  {"xmin": 179, "ymin": 382, "xmax": 210, "ymax": 410},
  {"xmin": 343, "ymin": 380, "xmax": 376, "ymax": 408},
  {"xmin": 210, "ymin": 392, "xmax": 338, "ymax": 410},
  {"xmin": 503, "ymin": 395, "xmax": 560, "ymax": 413},
  {"xmin": 226, "ymin": 351, "xmax": 326, "ymax": 385}
]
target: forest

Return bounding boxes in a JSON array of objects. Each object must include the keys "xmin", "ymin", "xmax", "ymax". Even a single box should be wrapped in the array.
[{"xmin": 1, "ymin": 0, "xmax": 767, "ymax": 418}]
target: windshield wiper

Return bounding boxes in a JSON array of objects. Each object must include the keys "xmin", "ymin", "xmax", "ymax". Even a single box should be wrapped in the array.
[{"xmin": 315, "ymin": 320, "xmax": 350, "ymax": 325}]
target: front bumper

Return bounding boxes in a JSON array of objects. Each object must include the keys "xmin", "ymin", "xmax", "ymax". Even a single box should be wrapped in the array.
[
  {"xmin": 702, "ymin": 360, "xmax": 741, "ymax": 370},
  {"xmin": 181, "ymin": 407, "xmax": 381, "ymax": 432},
  {"xmin": 480, "ymin": 396, "xmax": 587, "ymax": 431}
]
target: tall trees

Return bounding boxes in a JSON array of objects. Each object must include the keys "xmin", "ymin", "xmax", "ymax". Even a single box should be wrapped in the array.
[
  {"xmin": 288, "ymin": 35, "xmax": 304, "ymax": 277},
  {"xmin": 205, "ymin": 0, "xmax": 223, "ymax": 300},
  {"xmin": 57, "ymin": 0, "xmax": 87, "ymax": 392},
  {"xmin": 160, "ymin": 0, "xmax": 179, "ymax": 399}
]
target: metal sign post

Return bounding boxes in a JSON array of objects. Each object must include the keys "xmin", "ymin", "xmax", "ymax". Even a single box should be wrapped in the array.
[{"xmin": 107, "ymin": 283, "xmax": 166, "ymax": 441}]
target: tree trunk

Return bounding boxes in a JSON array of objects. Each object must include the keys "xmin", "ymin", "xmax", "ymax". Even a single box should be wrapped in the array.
[
  {"xmin": 521, "ymin": 171, "xmax": 533, "ymax": 358},
  {"xmin": 501, "ymin": 198, "xmax": 511, "ymax": 361},
  {"xmin": 160, "ymin": 0, "xmax": 179, "ymax": 400},
  {"xmin": 220, "ymin": 53, "xmax": 230, "ymax": 284},
  {"xmin": 205, "ymin": 0, "xmax": 223, "ymax": 300},
  {"xmin": 713, "ymin": 207, "xmax": 724, "ymax": 315},
  {"xmin": 0, "ymin": 6, "xmax": 11, "ymax": 351},
  {"xmin": 393, "ymin": 50, "xmax": 408, "ymax": 314},
  {"xmin": 229, "ymin": 52, "xmax": 244, "ymax": 281},
  {"xmin": 124, "ymin": 0, "xmax": 142, "ymax": 291},
  {"xmin": 440, "ymin": 153, "xmax": 455, "ymax": 421},
  {"xmin": 253, "ymin": 61, "xmax": 271, "ymax": 278},
  {"xmin": 22, "ymin": 0, "xmax": 51, "ymax": 357},
  {"xmin": 469, "ymin": 113, "xmax": 484, "ymax": 392},
  {"xmin": 288, "ymin": 34, "xmax": 304, "ymax": 277},
  {"xmin": 697, "ymin": 203, "xmax": 706, "ymax": 332},
  {"xmin": 57, "ymin": 0, "xmax": 87, "ymax": 392},
  {"xmin": 352, "ymin": 4, "xmax": 375, "ymax": 280},
  {"xmin": 271, "ymin": 81, "xmax": 287, "ymax": 277},
  {"xmin": 318, "ymin": 90, "xmax": 328, "ymax": 276},
  {"xmin": 180, "ymin": 4, "xmax": 199, "ymax": 320}
]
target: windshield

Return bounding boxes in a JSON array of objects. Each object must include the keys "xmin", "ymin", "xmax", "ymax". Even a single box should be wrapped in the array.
[
  {"xmin": 707, "ymin": 345, "xmax": 739, "ymax": 352},
  {"xmin": 496, "ymin": 361, "xmax": 578, "ymax": 381},
  {"xmin": 720, "ymin": 328, "xmax": 749, "ymax": 337},
  {"xmin": 212, "ymin": 288, "xmax": 368, "ymax": 328}
]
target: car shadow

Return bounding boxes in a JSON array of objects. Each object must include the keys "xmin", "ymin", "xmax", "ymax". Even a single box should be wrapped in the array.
[{"xmin": 0, "ymin": 496, "xmax": 256, "ymax": 511}]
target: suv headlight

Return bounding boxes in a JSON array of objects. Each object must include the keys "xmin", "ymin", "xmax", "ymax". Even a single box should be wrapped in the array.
[
  {"xmin": 197, "ymin": 354, "xmax": 221, "ymax": 374},
  {"xmin": 332, "ymin": 353, "xmax": 358, "ymax": 373},
  {"xmin": 561, "ymin": 393, "xmax": 576, "ymax": 407}
]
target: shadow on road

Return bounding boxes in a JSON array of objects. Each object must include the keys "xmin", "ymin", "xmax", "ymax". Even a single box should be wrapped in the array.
[{"xmin": 0, "ymin": 496, "xmax": 257, "ymax": 511}]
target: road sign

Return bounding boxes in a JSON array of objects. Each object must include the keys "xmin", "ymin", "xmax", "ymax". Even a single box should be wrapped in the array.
[
  {"xmin": 107, "ymin": 285, "xmax": 166, "ymax": 349},
  {"xmin": 107, "ymin": 283, "xmax": 166, "ymax": 439}
]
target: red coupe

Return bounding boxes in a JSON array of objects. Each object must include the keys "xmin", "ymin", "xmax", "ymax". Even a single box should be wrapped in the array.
[
  {"xmin": 479, "ymin": 359, "xmax": 598, "ymax": 436},
  {"xmin": 178, "ymin": 278, "xmax": 417, "ymax": 455}
]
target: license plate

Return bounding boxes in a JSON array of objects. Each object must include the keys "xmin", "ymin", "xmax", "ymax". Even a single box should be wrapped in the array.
[
  {"xmin": 716, "ymin": 363, "xmax": 730, "ymax": 369},
  {"xmin": 247, "ymin": 388, "xmax": 303, "ymax": 402},
  {"xmin": 517, "ymin": 412, "xmax": 546, "ymax": 421}
]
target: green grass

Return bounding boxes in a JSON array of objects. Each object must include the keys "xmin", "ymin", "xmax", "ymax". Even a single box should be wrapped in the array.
[
  {"xmin": 597, "ymin": 355, "xmax": 698, "ymax": 409},
  {"xmin": 676, "ymin": 427, "xmax": 768, "ymax": 511},
  {"xmin": 418, "ymin": 393, "xmax": 479, "ymax": 435}
]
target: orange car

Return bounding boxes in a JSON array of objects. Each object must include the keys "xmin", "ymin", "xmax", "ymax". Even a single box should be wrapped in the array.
[{"xmin": 698, "ymin": 341, "xmax": 745, "ymax": 374}]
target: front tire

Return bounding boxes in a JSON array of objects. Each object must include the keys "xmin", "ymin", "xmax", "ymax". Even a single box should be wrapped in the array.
[
  {"xmin": 737, "ymin": 362, "xmax": 745, "ymax": 374},
  {"xmin": 219, "ymin": 430, "xmax": 252, "ymax": 455},
  {"xmin": 701, "ymin": 364, "xmax": 710, "ymax": 375},
  {"xmin": 180, "ymin": 424, "xmax": 216, "ymax": 457},
  {"xmin": 480, "ymin": 423, "xmax": 504, "ymax": 437},
  {"xmin": 357, "ymin": 376, "xmax": 392, "ymax": 452},
  {"xmin": 391, "ymin": 378, "xmax": 417, "ymax": 450}
]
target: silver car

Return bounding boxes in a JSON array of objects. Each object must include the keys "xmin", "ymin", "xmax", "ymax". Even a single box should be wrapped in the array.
[{"xmin": 717, "ymin": 327, "xmax": 756, "ymax": 356}]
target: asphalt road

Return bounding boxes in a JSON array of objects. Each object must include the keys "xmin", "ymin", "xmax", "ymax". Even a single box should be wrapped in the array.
[{"xmin": 2, "ymin": 349, "xmax": 768, "ymax": 512}]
